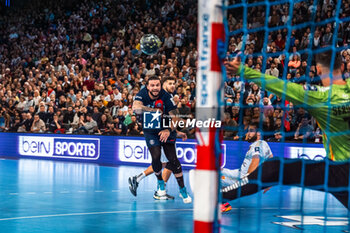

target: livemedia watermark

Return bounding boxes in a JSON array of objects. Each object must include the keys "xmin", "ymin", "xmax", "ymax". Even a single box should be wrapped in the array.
[{"xmin": 143, "ymin": 110, "xmax": 222, "ymax": 130}]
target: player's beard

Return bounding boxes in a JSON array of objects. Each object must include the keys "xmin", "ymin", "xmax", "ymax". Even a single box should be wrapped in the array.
[
  {"xmin": 149, "ymin": 90, "xmax": 160, "ymax": 98},
  {"xmin": 247, "ymin": 133, "xmax": 257, "ymax": 143}
]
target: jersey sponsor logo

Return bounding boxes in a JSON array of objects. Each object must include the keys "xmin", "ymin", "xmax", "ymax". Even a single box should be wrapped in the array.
[
  {"xmin": 332, "ymin": 103, "xmax": 350, "ymax": 116},
  {"xmin": 303, "ymin": 84, "xmax": 318, "ymax": 91},
  {"xmin": 143, "ymin": 111, "xmax": 161, "ymax": 129},
  {"xmin": 254, "ymin": 147, "xmax": 260, "ymax": 152},
  {"xmin": 18, "ymin": 136, "xmax": 100, "ymax": 159},
  {"xmin": 272, "ymin": 215, "xmax": 348, "ymax": 229},
  {"xmin": 135, "ymin": 95, "xmax": 142, "ymax": 100},
  {"xmin": 117, "ymin": 139, "xmax": 226, "ymax": 167}
]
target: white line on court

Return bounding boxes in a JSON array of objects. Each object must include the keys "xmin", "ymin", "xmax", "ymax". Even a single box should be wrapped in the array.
[
  {"xmin": 7, "ymin": 190, "xmax": 123, "ymax": 195},
  {"xmin": 0, "ymin": 209, "xmax": 193, "ymax": 222}
]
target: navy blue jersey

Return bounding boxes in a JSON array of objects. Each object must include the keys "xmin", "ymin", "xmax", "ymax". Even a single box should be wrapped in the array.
[
  {"xmin": 135, "ymin": 88, "xmax": 176, "ymax": 115},
  {"xmin": 135, "ymin": 87, "xmax": 177, "ymax": 133}
]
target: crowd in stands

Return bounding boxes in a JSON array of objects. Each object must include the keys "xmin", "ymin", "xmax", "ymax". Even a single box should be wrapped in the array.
[{"xmin": 0, "ymin": 0, "xmax": 349, "ymax": 143}]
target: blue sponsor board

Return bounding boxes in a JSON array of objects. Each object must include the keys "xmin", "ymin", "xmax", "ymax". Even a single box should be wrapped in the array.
[
  {"xmin": 117, "ymin": 138, "xmax": 226, "ymax": 168},
  {"xmin": 18, "ymin": 136, "xmax": 100, "ymax": 159},
  {"xmin": 0, "ymin": 133, "xmax": 325, "ymax": 169},
  {"xmin": 53, "ymin": 138, "xmax": 99, "ymax": 158}
]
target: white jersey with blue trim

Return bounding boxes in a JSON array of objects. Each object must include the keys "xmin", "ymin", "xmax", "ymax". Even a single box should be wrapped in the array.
[{"xmin": 239, "ymin": 140, "xmax": 272, "ymax": 176}]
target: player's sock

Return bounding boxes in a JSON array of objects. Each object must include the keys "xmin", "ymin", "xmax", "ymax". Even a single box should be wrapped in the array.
[
  {"xmin": 155, "ymin": 171, "xmax": 163, "ymax": 180},
  {"xmin": 156, "ymin": 180, "xmax": 166, "ymax": 197},
  {"xmin": 136, "ymin": 172, "xmax": 146, "ymax": 183},
  {"xmin": 179, "ymin": 187, "xmax": 192, "ymax": 204},
  {"xmin": 175, "ymin": 176, "xmax": 185, "ymax": 188}
]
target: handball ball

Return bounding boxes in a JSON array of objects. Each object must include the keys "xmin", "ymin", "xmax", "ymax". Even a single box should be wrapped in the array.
[{"xmin": 140, "ymin": 34, "xmax": 162, "ymax": 55}]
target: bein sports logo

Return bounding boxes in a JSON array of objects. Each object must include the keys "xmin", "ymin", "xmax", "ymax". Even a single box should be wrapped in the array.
[
  {"xmin": 288, "ymin": 147, "xmax": 326, "ymax": 160},
  {"xmin": 143, "ymin": 111, "xmax": 161, "ymax": 129},
  {"xmin": 118, "ymin": 139, "xmax": 226, "ymax": 167},
  {"xmin": 18, "ymin": 136, "xmax": 100, "ymax": 159}
]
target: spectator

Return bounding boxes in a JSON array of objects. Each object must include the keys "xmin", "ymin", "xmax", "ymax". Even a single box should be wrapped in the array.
[
  {"xmin": 31, "ymin": 114, "xmax": 46, "ymax": 133},
  {"xmin": 92, "ymin": 106, "xmax": 102, "ymax": 123},
  {"xmin": 294, "ymin": 117, "xmax": 314, "ymax": 141},
  {"xmin": 23, "ymin": 113, "xmax": 34, "ymax": 132},
  {"xmin": 322, "ymin": 26, "xmax": 333, "ymax": 46},
  {"xmin": 9, "ymin": 117, "xmax": 22, "ymax": 132},
  {"xmin": 224, "ymin": 82, "xmax": 235, "ymax": 102},
  {"xmin": 265, "ymin": 61, "xmax": 279, "ymax": 77},
  {"xmin": 48, "ymin": 114, "xmax": 63, "ymax": 133},
  {"xmin": 178, "ymin": 98, "xmax": 191, "ymax": 118},
  {"xmin": 127, "ymin": 122, "xmax": 143, "ymax": 136},
  {"xmin": 124, "ymin": 109, "xmax": 135, "ymax": 126},
  {"xmin": 288, "ymin": 54, "xmax": 301, "ymax": 74},
  {"xmin": 38, "ymin": 103, "xmax": 48, "ymax": 123},
  {"xmin": 223, "ymin": 112, "xmax": 238, "ymax": 139},
  {"xmin": 97, "ymin": 114, "xmax": 110, "ymax": 134},
  {"xmin": 112, "ymin": 116, "xmax": 127, "ymax": 135},
  {"xmin": 75, "ymin": 114, "xmax": 97, "ymax": 134},
  {"xmin": 274, "ymin": 34, "xmax": 286, "ymax": 50}
]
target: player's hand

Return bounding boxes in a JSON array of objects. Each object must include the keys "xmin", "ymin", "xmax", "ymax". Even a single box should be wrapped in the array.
[
  {"xmin": 177, "ymin": 131, "xmax": 187, "ymax": 141},
  {"xmin": 159, "ymin": 129, "xmax": 170, "ymax": 142},
  {"xmin": 224, "ymin": 56, "xmax": 241, "ymax": 76}
]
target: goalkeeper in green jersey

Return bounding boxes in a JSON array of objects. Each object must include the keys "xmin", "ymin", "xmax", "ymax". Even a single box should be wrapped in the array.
[{"xmin": 222, "ymin": 50, "xmax": 350, "ymax": 208}]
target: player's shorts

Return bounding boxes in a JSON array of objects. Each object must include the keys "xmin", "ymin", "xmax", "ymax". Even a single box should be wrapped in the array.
[
  {"xmin": 221, "ymin": 168, "xmax": 243, "ymax": 187},
  {"xmin": 143, "ymin": 130, "xmax": 176, "ymax": 148},
  {"xmin": 188, "ymin": 168, "xmax": 244, "ymax": 192}
]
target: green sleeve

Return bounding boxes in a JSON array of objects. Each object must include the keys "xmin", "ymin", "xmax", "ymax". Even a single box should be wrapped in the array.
[{"xmin": 237, "ymin": 66, "xmax": 326, "ymax": 106}]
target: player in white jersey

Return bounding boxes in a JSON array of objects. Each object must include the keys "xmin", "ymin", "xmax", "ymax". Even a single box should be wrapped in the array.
[
  {"xmin": 221, "ymin": 123, "xmax": 273, "ymax": 211},
  {"xmin": 189, "ymin": 123, "xmax": 273, "ymax": 211},
  {"xmin": 221, "ymin": 125, "xmax": 273, "ymax": 186}
]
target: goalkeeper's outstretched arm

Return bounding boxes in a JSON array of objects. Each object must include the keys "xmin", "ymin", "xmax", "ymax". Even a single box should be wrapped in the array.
[{"xmin": 224, "ymin": 58, "xmax": 327, "ymax": 107}]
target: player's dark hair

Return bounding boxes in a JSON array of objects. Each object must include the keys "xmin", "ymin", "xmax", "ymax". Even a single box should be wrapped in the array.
[
  {"xmin": 162, "ymin": 76, "xmax": 176, "ymax": 84},
  {"xmin": 146, "ymin": 75, "xmax": 161, "ymax": 86},
  {"xmin": 315, "ymin": 50, "xmax": 342, "ymax": 70}
]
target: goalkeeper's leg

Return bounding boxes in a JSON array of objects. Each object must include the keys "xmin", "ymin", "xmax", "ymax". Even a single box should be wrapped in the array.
[{"xmin": 222, "ymin": 158, "xmax": 350, "ymax": 209}]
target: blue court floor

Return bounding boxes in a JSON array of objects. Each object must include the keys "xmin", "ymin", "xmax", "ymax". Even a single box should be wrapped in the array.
[{"xmin": 0, "ymin": 158, "xmax": 349, "ymax": 233}]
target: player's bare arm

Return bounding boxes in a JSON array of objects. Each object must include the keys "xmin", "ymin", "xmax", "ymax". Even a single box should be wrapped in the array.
[
  {"xmin": 247, "ymin": 157, "xmax": 260, "ymax": 174},
  {"xmin": 132, "ymin": 100, "xmax": 161, "ymax": 114}
]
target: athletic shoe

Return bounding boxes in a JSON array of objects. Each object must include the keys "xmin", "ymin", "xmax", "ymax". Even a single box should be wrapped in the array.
[
  {"xmin": 155, "ymin": 180, "xmax": 166, "ymax": 197},
  {"xmin": 179, "ymin": 187, "xmax": 192, "ymax": 203},
  {"xmin": 153, "ymin": 191, "xmax": 175, "ymax": 200},
  {"xmin": 128, "ymin": 176, "xmax": 138, "ymax": 197},
  {"xmin": 221, "ymin": 202, "xmax": 232, "ymax": 212}
]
